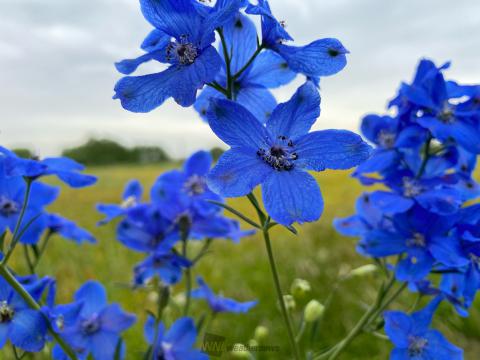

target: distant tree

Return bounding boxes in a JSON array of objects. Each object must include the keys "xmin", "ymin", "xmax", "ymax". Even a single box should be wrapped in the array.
[
  {"xmin": 210, "ymin": 147, "xmax": 225, "ymax": 161},
  {"xmin": 130, "ymin": 146, "xmax": 170, "ymax": 164},
  {"xmin": 13, "ymin": 148, "xmax": 34, "ymax": 159}
]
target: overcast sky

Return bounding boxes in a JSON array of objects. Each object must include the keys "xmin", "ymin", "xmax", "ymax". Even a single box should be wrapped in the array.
[{"xmin": 1, "ymin": 0, "xmax": 479, "ymax": 158}]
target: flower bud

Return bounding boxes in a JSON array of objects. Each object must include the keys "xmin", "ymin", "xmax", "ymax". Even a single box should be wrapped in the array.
[
  {"xmin": 281, "ymin": 294, "xmax": 296, "ymax": 311},
  {"xmin": 290, "ymin": 278, "xmax": 311, "ymax": 301},
  {"xmin": 254, "ymin": 325, "xmax": 269, "ymax": 342},
  {"xmin": 349, "ymin": 264, "xmax": 377, "ymax": 277},
  {"xmin": 304, "ymin": 300, "xmax": 325, "ymax": 323},
  {"xmin": 231, "ymin": 344, "xmax": 251, "ymax": 359}
]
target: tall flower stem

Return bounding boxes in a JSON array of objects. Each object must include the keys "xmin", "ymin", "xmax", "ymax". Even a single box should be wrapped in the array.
[
  {"xmin": 181, "ymin": 229, "xmax": 192, "ymax": 316},
  {"xmin": 0, "ymin": 264, "xmax": 78, "ymax": 360},
  {"xmin": 261, "ymin": 223, "xmax": 301, "ymax": 360},
  {"xmin": 2, "ymin": 178, "xmax": 33, "ymax": 265}
]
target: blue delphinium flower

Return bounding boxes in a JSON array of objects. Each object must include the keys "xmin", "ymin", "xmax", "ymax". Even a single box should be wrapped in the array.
[
  {"xmin": 384, "ymin": 298, "xmax": 463, "ymax": 359},
  {"xmin": 144, "ymin": 316, "xmax": 208, "ymax": 360},
  {"xmin": 194, "ymin": 13, "xmax": 296, "ymax": 122},
  {"xmin": 191, "ymin": 277, "xmax": 257, "ymax": 314},
  {"xmin": 246, "ymin": 0, "xmax": 349, "ymax": 79},
  {"xmin": 114, "ymin": 0, "xmax": 243, "ymax": 111},
  {"xmin": 53, "ymin": 281, "xmax": 136, "ymax": 360},
  {"xmin": 206, "ymin": 81, "xmax": 372, "ymax": 225},
  {"xmin": 97, "ymin": 179, "xmax": 143, "ymax": 225},
  {"xmin": 46, "ymin": 214, "xmax": 96, "ymax": 244},
  {"xmin": 0, "ymin": 276, "xmax": 48, "ymax": 352},
  {"xmin": 133, "ymin": 250, "xmax": 190, "ymax": 286},
  {"xmin": 4, "ymin": 153, "xmax": 96, "ymax": 188}
]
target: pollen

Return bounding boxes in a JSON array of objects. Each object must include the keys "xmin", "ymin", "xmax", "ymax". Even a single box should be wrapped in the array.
[{"xmin": 257, "ymin": 136, "xmax": 298, "ymax": 171}]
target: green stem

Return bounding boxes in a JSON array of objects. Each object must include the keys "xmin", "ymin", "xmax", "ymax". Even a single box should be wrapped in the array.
[
  {"xmin": 182, "ymin": 233, "xmax": 192, "ymax": 317},
  {"xmin": 32, "ymin": 230, "xmax": 53, "ymax": 270},
  {"xmin": 262, "ymin": 225, "xmax": 301, "ymax": 360},
  {"xmin": 233, "ymin": 43, "xmax": 264, "ymax": 80},
  {"xmin": 22, "ymin": 245, "xmax": 35, "ymax": 274},
  {"xmin": 0, "ymin": 264, "xmax": 78, "ymax": 360},
  {"xmin": 2, "ymin": 178, "xmax": 33, "ymax": 265},
  {"xmin": 208, "ymin": 200, "xmax": 261, "ymax": 229},
  {"xmin": 416, "ymin": 136, "xmax": 432, "ymax": 179},
  {"xmin": 217, "ymin": 28, "xmax": 233, "ymax": 100}
]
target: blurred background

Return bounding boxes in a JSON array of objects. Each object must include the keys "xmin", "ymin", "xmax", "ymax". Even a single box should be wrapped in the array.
[
  {"xmin": 2, "ymin": 0, "xmax": 480, "ymax": 359},
  {"xmin": 1, "ymin": 0, "xmax": 479, "ymax": 158}
]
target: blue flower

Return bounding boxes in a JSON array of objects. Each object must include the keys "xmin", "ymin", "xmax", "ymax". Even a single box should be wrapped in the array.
[
  {"xmin": 46, "ymin": 214, "xmax": 96, "ymax": 244},
  {"xmin": 194, "ymin": 13, "xmax": 296, "ymax": 122},
  {"xmin": 133, "ymin": 250, "xmax": 190, "ymax": 286},
  {"xmin": 114, "ymin": 0, "xmax": 243, "ymax": 111},
  {"xmin": 246, "ymin": 0, "xmax": 348, "ymax": 78},
  {"xmin": 384, "ymin": 298, "xmax": 462, "ymax": 359},
  {"xmin": 97, "ymin": 179, "xmax": 143, "ymax": 225},
  {"xmin": 144, "ymin": 316, "xmax": 208, "ymax": 360},
  {"xmin": 191, "ymin": 277, "xmax": 257, "ymax": 314},
  {"xmin": 4, "ymin": 153, "xmax": 96, "ymax": 188},
  {"xmin": 53, "ymin": 281, "xmax": 136, "ymax": 360},
  {"xmin": 0, "ymin": 276, "xmax": 48, "ymax": 352},
  {"xmin": 206, "ymin": 81, "xmax": 372, "ymax": 225}
]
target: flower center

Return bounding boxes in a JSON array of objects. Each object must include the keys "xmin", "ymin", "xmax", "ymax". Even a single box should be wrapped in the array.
[
  {"xmin": 81, "ymin": 315, "xmax": 101, "ymax": 335},
  {"xmin": 166, "ymin": 35, "xmax": 198, "ymax": 65},
  {"xmin": 438, "ymin": 104, "xmax": 455, "ymax": 124},
  {"xmin": 184, "ymin": 175, "xmax": 206, "ymax": 195},
  {"xmin": 407, "ymin": 233, "xmax": 426, "ymax": 247},
  {"xmin": 377, "ymin": 130, "xmax": 396, "ymax": 149},
  {"xmin": 0, "ymin": 196, "xmax": 20, "ymax": 216},
  {"xmin": 121, "ymin": 195, "xmax": 137, "ymax": 209},
  {"xmin": 0, "ymin": 301, "xmax": 14, "ymax": 323},
  {"xmin": 257, "ymin": 136, "xmax": 298, "ymax": 171},
  {"xmin": 402, "ymin": 177, "xmax": 423, "ymax": 197},
  {"xmin": 408, "ymin": 336, "xmax": 428, "ymax": 356}
]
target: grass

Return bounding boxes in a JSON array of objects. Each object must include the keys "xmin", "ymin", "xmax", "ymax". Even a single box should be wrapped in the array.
[{"xmin": 6, "ymin": 164, "xmax": 480, "ymax": 359}]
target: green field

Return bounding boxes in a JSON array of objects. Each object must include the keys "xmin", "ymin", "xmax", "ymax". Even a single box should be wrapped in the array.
[{"xmin": 7, "ymin": 164, "xmax": 480, "ymax": 359}]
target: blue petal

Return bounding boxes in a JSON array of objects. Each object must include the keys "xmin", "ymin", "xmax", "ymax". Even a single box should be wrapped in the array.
[
  {"xmin": 140, "ymin": 0, "xmax": 203, "ymax": 42},
  {"xmin": 424, "ymin": 330, "xmax": 463, "ymax": 360},
  {"xmin": 384, "ymin": 311, "xmax": 412, "ymax": 348},
  {"xmin": 123, "ymin": 180, "xmax": 143, "ymax": 201},
  {"xmin": 201, "ymin": 0, "xmax": 244, "ymax": 48},
  {"xmin": 429, "ymin": 236, "xmax": 469, "ymax": 267},
  {"xmin": 164, "ymin": 317, "xmax": 196, "ymax": 349},
  {"xmin": 184, "ymin": 151, "xmax": 212, "ymax": 176},
  {"xmin": 266, "ymin": 82, "xmax": 320, "ymax": 138},
  {"xmin": 207, "ymin": 99, "xmax": 272, "ymax": 149},
  {"xmin": 90, "ymin": 331, "xmax": 120, "ymax": 360},
  {"xmin": 74, "ymin": 281, "xmax": 108, "ymax": 317},
  {"xmin": 100, "ymin": 304, "xmax": 136, "ymax": 333},
  {"xmin": 276, "ymin": 38, "xmax": 348, "ymax": 77},
  {"xmin": 369, "ymin": 191, "xmax": 414, "ymax": 214},
  {"xmin": 416, "ymin": 188, "xmax": 463, "ymax": 215},
  {"xmin": 144, "ymin": 316, "xmax": 162, "ymax": 344},
  {"xmin": 360, "ymin": 114, "xmax": 397, "ymax": 144},
  {"xmin": 42, "ymin": 157, "xmax": 85, "ymax": 171},
  {"xmin": 56, "ymin": 171, "xmax": 97, "ymax": 188},
  {"xmin": 141, "ymin": 29, "xmax": 171, "ymax": 52},
  {"xmin": 295, "ymin": 130, "xmax": 372, "ymax": 171},
  {"xmin": 353, "ymin": 149, "xmax": 399, "ymax": 175},
  {"xmin": 245, "ymin": 50, "xmax": 296, "ymax": 88},
  {"xmin": 261, "ymin": 169, "xmax": 323, "ymax": 226},
  {"xmin": 360, "ymin": 229, "xmax": 407, "ymax": 257},
  {"xmin": 194, "ymin": 86, "xmax": 223, "ymax": 121},
  {"xmin": 396, "ymin": 252, "xmax": 434, "ymax": 282},
  {"xmin": 390, "ymin": 348, "xmax": 410, "ymax": 360},
  {"xmin": 115, "ymin": 50, "xmax": 166, "ymax": 75},
  {"xmin": 207, "ymin": 148, "xmax": 272, "ymax": 197},
  {"xmin": 236, "ymin": 86, "xmax": 277, "ymax": 124},
  {"xmin": 0, "ymin": 323, "xmax": 8, "ymax": 349},
  {"xmin": 10, "ymin": 309, "xmax": 47, "ymax": 352}
]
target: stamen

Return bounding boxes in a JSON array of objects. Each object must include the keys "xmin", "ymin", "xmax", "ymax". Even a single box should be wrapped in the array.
[
  {"xmin": 0, "ymin": 196, "xmax": 20, "ymax": 216},
  {"xmin": 257, "ymin": 136, "xmax": 298, "ymax": 171},
  {"xmin": 408, "ymin": 336, "xmax": 428, "ymax": 356},
  {"xmin": 402, "ymin": 177, "xmax": 423, "ymax": 197},
  {"xmin": 166, "ymin": 35, "xmax": 198, "ymax": 65},
  {"xmin": 0, "ymin": 301, "xmax": 15, "ymax": 323},
  {"xmin": 377, "ymin": 130, "xmax": 396, "ymax": 149},
  {"xmin": 407, "ymin": 233, "xmax": 426, "ymax": 247},
  {"xmin": 184, "ymin": 175, "xmax": 206, "ymax": 195}
]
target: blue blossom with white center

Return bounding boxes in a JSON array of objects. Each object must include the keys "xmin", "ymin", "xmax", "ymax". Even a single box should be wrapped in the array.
[
  {"xmin": 53, "ymin": 281, "xmax": 136, "ymax": 360},
  {"xmin": 3, "ymin": 152, "xmax": 96, "ymax": 188},
  {"xmin": 113, "ymin": 0, "xmax": 243, "ymax": 111},
  {"xmin": 194, "ymin": 12, "xmax": 296, "ymax": 122},
  {"xmin": 246, "ymin": 0, "xmax": 349, "ymax": 79},
  {"xmin": 46, "ymin": 214, "xmax": 96, "ymax": 244},
  {"xmin": 133, "ymin": 250, "xmax": 190, "ymax": 286},
  {"xmin": 144, "ymin": 316, "xmax": 208, "ymax": 360},
  {"xmin": 96, "ymin": 179, "xmax": 143, "ymax": 225},
  {"xmin": 0, "ymin": 276, "xmax": 48, "ymax": 352},
  {"xmin": 384, "ymin": 298, "xmax": 462, "ymax": 360},
  {"xmin": 206, "ymin": 81, "xmax": 372, "ymax": 225},
  {"xmin": 191, "ymin": 277, "xmax": 257, "ymax": 314}
]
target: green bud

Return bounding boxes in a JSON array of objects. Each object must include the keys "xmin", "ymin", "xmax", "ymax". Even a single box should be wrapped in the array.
[
  {"xmin": 349, "ymin": 264, "xmax": 377, "ymax": 277},
  {"xmin": 290, "ymin": 278, "xmax": 311, "ymax": 301},
  {"xmin": 231, "ymin": 344, "xmax": 251, "ymax": 359},
  {"xmin": 254, "ymin": 326, "xmax": 269, "ymax": 342},
  {"xmin": 248, "ymin": 339, "xmax": 258, "ymax": 348},
  {"xmin": 304, "ymin": 300, "xmax": 325, "ymax": 323},
  {"xmin": 282, "ymin": 294, "xmax": 296, "ymax": 311}
]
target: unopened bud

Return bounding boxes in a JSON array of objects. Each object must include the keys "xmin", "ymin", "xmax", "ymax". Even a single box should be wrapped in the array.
[
  {"xmin": 290, "ymin": 278, "xmax": 311, "ymax": 301},
  {"xmin": 304, "ymin": 300, "xmax": 325, "ymax": 323},
  {"xmin": 254, "ymin": 326, "xmax": 269, "ymax": 342},
  {"xmin": 281, "ymin": 294, "xmax": 296, "ymax": 311},
  {"xmin": 349, "ymin": 264, "xmax": 377, "ymax": 277},
  {"xmin": 231, "ymin": 344, "xmax": 251, "ymax": 359}
]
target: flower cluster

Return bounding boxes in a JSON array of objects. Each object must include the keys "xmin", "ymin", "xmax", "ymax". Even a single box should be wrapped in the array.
[{"xmin": 336, "ymin": 59, "xmax": 480, "ymax": 359}]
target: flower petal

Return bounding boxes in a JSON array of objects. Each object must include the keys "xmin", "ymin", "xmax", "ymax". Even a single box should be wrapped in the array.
[
  {"xmin": 245, "ymin": 50, "xmax": 296, "ymax": 88},
  {"xmin": 74, "ymin": 281, "xmax": 108, "ymax": 317},
  {"xmin": 184, "ymin": 151, "xmax": 212, "ymax": 176},
  {"xmin": 262, "ymin": 169, "xmax": 323, "ymax": 225}
]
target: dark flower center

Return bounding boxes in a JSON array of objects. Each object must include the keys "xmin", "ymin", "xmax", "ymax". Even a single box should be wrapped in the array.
[
  {"xmin": 408, "ymin": 336, "xmax": 428, "ymax": 356},
  {"xmin": 377, "ymin": 130, "xmax": 396, "ymax": 149},
  {"xmin": 438, "ymin": 104, "xmax": 455, "ymax": 124},
  {"xmin": 407, "ymin": 233, "xmax": 426, "ymax": 248},
  {"xmin": 166, "ymin": 35, "xmax": 198, "ymax": 65},
  {"xmin": 184, "ymin": 175, "xmax": 206, "ymax": 195},
  {"xmin": 81, "ymin": 315, "xmax": 101, "ymax": 335},
  {"xmin": 257, "ymin": 136, "xmax": 298, "ymax": 171},
  {"xmin": 0, "ymin": 301, "xmax": 14, "ymax": 323},
  {"xmin": 402, "ymin": 177, "xmax": 423, "ymax": 197},
  {"xmin": 0, "ymin": 196, "xmax": 20, "ymax": 216}
]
